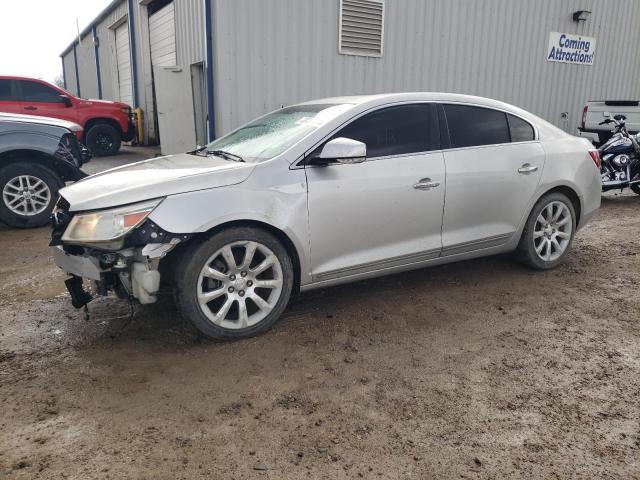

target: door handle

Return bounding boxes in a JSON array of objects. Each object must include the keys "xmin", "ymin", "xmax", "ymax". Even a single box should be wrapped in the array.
[
  {"xmin": 413, "ymin": 178, "xmax": 441, "ymax": 190},
  {"xmin": 23, "ymin": 106, "xmax": 37, "ymax": 111},
  {"xmin": 518, "ymin": 163, "xmax": 538, "ymax": 174}
]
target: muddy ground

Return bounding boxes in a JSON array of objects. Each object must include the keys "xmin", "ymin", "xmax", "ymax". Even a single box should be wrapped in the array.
[{"xmin": 0, "ymin": 187, "xmax": 639, "ymax": 479}]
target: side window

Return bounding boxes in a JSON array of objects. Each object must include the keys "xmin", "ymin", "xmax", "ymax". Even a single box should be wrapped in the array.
[
  {"xmin": 443, "ymin": 104, "xmax": 510, "ymax": 148},
  {"xmin": 16, "ymin": 81, "xmax": 63, "ymax": 103},
  {"xmin": 335, "ymin": 104, "xmax": 439, "ymax": 158},
  {"xmin": 507, "ymin": 114, "xmax": 535, "ymax": 142},
  {"xmin": 0, "ymin": 80, "xmax": 14, "ymax": 101}
]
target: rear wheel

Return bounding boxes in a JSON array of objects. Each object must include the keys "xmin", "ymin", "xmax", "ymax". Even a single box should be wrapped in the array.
[
  {"xmin": 0, "ymin": 162, "xmax": 62, "ymax": 228},
  {"xmin": 515, "ymin": 192, "xmax": 576, "ymax": 270},
  {"xmin": 86, "ymin": 123, "xmax": 121, "ymax": 156},
  {"xmin": 175, "ymin": 227, "xmax": 294, "ymax": 340}
]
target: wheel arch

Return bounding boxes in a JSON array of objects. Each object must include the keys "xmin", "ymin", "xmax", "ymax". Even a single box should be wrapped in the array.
[
  {"xmin": 83, "ymin": 117, "xmax": 122, "ymax": 139},
  {"xmin": 537, "ymin": 185, "xmax": 582, "ymax": 227},
  {"xmin": 165, "ymin": 219, "xmax": 303, "ymax": 296},
  {"xmin": 0, "ymin": 149, "xmax": 65, "ymax": 183}
]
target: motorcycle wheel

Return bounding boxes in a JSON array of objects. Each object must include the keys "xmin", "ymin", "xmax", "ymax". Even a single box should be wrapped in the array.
[{"xmin": 631, "ymin": 184, "xmax": 640, "ymax": 195}]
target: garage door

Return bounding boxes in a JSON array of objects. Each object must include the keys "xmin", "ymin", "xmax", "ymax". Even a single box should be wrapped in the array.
[
  {"xmin": 149, "ymin": 2, "xmax": 176, "ymax": 67},
  {"xmin": 114, "ymin": 22, "xmax": 133, "ymax": 106}
]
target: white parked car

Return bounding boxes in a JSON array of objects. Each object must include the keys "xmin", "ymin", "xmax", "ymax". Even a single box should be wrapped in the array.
[{"xmin": 51, "ymin": 93, "xmax": 601, "ymax": 339}]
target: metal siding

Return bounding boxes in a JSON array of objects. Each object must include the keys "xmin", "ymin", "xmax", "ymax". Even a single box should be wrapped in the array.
[
  {"xmin": 94, "ymin": 1, "xmax": 129, "ymax": 101},
  {"xmin": 115, "ymin": 21, "xmax": 134, "ymax": 106},
  {"xmin": 175, "ymin": 0, "xmax": 204, "ymax": 66},
  {"xmin": 62, "ymin": 53, "xmax": 78, "ymax": 96},
  {"xmin": 149, "ymin": 2, "xmax": 177, "ymax": 67},
  {"xmin": 211, "ymin": 0, "xmax": 640, "ymax": 135},
  {"xmin": 75, "ymin": 36, "xmax": 99, "ymax": 99}
]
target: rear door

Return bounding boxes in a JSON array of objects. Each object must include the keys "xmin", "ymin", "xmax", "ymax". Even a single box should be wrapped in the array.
[
  {"xmin": 440, "ymin": 104, "xmax": 544, "ymax": 254},
  {"xmin": 0, "ymin": 79, "xmax": 22, "ymax": 114},
  {"xmin": 306, "ymin": 103, "xmax": 445, "ymax": 281},
  {"xmin": 13, "ymin": 80, "xmax": 75, "ymax": 122}
]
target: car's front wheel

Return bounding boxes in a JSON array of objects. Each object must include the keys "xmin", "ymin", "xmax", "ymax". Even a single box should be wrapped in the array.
[
  {"xmin": 175, "ymin": 227, "xmax": 294, "ymax": 340},
  {"xmin": 0, "ymin": 162, "xmax": 62, "ymax": 228},
  {"xmin": 85, "ymin": 123, "xmax": 121, "ymax": 156},
  {"xmin": 516, "ymin": 192, "xmax": 576, "ymax": 270}
]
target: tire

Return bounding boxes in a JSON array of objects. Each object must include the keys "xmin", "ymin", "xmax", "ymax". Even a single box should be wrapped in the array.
[
  {"xmin": 174, "ymin": 227, "xmax": 294, "ymax": 340},
  {"xmin": 515, "ymin": 192, "xmax": 576, "ymax": 270},
  {"xmin": 85, "ymin": 123, "xmax": 121, "ymax": 156},
  {"xmin": 631, "ymin": 184, "xmax": 640, "ymax": 195},
  {"xmin": 0, "ymin": 162, "xmax": 63, "ymax": 228}
]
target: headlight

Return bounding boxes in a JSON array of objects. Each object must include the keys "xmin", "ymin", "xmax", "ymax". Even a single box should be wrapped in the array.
[{"xmin": 62, "ymin": 199, "xmax": 163, "ymax": 250}]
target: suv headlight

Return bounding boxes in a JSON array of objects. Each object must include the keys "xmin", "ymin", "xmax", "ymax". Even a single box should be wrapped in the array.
[{"xmin": 62, "ymin": 199, "xmax": 163, "ymax": 250}]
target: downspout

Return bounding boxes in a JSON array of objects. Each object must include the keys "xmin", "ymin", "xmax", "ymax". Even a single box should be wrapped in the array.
[
  {"xmin": 92, "ymin": 25, "xmax": 103, "ymax": 99},
  {"xmin": 72, "ymin": 43, "xmax": 81, "ymax": 97},
  {"xmin": 204, "ymin": 0, "xmax": 216, "ymax": 141},
  {"xmin": 127, "ymin": 0, "xmax": 140, "ymax": 107},
  {"xmin": 61, "ymin": 57, "xmax": 67, "ymax": 89}
]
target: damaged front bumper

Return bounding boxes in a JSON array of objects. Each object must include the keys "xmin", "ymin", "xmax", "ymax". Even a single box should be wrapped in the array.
[{"xmin": 52, "ymin": 240, "xmax": 180, "ymax": 308}]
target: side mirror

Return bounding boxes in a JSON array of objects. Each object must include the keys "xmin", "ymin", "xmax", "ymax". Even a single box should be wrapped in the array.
[
  {"xmin": 312, "ymin": 137, "xmax": 366, "ymax": 166},
  {"xmin": 60, "ymin": 95, "xmax": 72, "ymax": 107}
]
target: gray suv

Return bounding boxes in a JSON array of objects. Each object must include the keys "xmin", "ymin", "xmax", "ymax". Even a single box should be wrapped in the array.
[{"xmin": 0, "ymin": 113, "xmax": 90, "ymax": 227}]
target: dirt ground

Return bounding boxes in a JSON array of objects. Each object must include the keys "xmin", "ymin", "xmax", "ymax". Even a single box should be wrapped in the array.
[{"xmin": 0, "ymin": 191, "xmax": 639, "ymax": 479}]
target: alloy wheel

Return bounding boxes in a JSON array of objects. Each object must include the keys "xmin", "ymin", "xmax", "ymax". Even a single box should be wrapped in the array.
[
  {"xmin": 197, "ymin": 241, "xmax": 284, "ymax": 329},
  {"xmin": 533, "ymin": 200, "xmax": 572, "ymax": 262},
  {"xmin": 2, "ymin": 175, "xmax": 51, "ymax": 216}
]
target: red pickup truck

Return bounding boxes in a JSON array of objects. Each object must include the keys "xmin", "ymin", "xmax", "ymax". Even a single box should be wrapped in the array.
[{"xmin": 0, "ymin": 76, "xmax": 135, "ymax": 156}]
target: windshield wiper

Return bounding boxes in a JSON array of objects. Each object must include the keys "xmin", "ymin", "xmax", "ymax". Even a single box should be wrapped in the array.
[{"xmin": 207, "ymin": 149, "xmax": 245, "ymax": 162}]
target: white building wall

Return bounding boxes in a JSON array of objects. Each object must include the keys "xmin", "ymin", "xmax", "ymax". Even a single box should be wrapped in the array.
[{"xmin": 210, "ymin": 0, "xmax": 640, "ymax": 136}]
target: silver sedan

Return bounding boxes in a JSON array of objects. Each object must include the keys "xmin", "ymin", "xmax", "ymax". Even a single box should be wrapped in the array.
[{"xmin": 52, "ymin": 93, "xmax": 601, "ymax": 339}]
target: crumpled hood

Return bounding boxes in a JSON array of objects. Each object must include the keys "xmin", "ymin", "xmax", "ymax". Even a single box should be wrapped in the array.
[{"xmin": 60, "ymin": 153, "xmax": 256, "ymax": 211}]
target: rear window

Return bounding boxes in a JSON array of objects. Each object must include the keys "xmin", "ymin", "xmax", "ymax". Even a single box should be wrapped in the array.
[
  {"xmin": 0, "ymin": 79, "xmax": 13, "ymax": 101},
  {"xmin": 507, "ymin": 114, "xmax": 535, "ymax": 142},
  {"xmin": 444, "ymin": 104, "xmax": 510, "ymax": 148}
]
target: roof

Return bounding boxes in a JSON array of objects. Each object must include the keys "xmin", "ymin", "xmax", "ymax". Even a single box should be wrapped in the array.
[
  {"xmin": 299, "ymin": 92, "xmax": 527, "ymax": 113},
  {"xmin": 60, "ymin": 0, "xmax": 124, "ymax": 57}
]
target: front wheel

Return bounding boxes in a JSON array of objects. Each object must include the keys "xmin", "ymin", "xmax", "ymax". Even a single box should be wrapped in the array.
[
  {"xmin": 630, "ymin": 184, "xmax": 640, "ymax": 195},
  {"xmin": 85, "ymin": 123, "xmax": 121, "ymax": 156},
  {"xmin": 0, "ymin": 162, "xmax": 62, "ymax": 228},
  {"xmin": 174, "ymin": 227, "xmax": 294, "ymax": 340},
  {"xmin": 515, "ymin": 192, "xmax": 576, "ymax": 270}
]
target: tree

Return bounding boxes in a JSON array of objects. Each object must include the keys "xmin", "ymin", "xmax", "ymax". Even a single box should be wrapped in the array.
[{"xmin": 52, "ymin": 74, "xmax": 65, "ymax": 89}]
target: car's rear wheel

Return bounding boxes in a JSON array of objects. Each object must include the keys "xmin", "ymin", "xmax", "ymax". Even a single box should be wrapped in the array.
[
  {"xmin": 175, "ymin": 227, "xmax": 294, "ymax": 340},
  {"xmin": 516, "ymin": 192, "xmax": 576, "ymax": 270},
  {"xmin": 0, "ymin": 162, "xmax": 62, "ymax": 228},
  {"xmin": 86, "ymin": 123, "xmax": 121, "ymax": 156}
]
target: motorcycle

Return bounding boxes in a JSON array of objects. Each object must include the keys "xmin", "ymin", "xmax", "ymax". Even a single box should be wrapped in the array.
[{"xmin": 598, "ymin": 114, "xmax": 640, "ymax": 195}]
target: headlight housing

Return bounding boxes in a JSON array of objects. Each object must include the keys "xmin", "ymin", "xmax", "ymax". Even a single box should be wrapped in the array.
[{"xmin": 61, "ymin": 199, "xmax": 163, "ymax": 250}]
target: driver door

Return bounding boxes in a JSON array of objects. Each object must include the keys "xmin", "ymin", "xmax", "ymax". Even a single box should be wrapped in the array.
[
  {"xmin": 13, "ymin": 80, "xmax": 75, "ymax": 122},
  {"xmin": 305, "ymin": 103, "xmax": 445, "ymax": 282}
]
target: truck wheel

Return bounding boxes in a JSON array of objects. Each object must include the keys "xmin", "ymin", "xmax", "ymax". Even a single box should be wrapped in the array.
[
  {"xmin": 86, "ymin": 123, "xmax": 121, "ymax": 156},
  {"xmin": 174, "ymin": 227, "xmax": 294, "ymax": 340},
  {"xmin": 0, "ymin": 162, "xmax": 63, "ymax": 228}
]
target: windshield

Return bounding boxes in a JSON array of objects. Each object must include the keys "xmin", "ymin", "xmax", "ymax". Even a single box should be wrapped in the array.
[{"xmin": 204, "ymin": 103, "xmax": 353, "ymax": 162}]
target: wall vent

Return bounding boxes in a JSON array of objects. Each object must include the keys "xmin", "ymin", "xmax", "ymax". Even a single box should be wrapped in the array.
[{"xmin": 339, "ymin": 0, "xmax": 385, "ymax": 57}]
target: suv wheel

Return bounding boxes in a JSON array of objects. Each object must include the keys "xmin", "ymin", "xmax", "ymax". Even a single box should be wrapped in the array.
[
  {"xmin": 0, "ymin": 162, "xmax": 62, "ymax": 228},
  {"xmin": 515, "ymin": 192, "xmax": 576, "ymax": 270},
  {"xmin": 86, "ymin": 123, "xmax": 121, "ymax": 156},
  {"xmin": 175, "ymin": 227, "xmax": 294, "ymax": 340}
]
